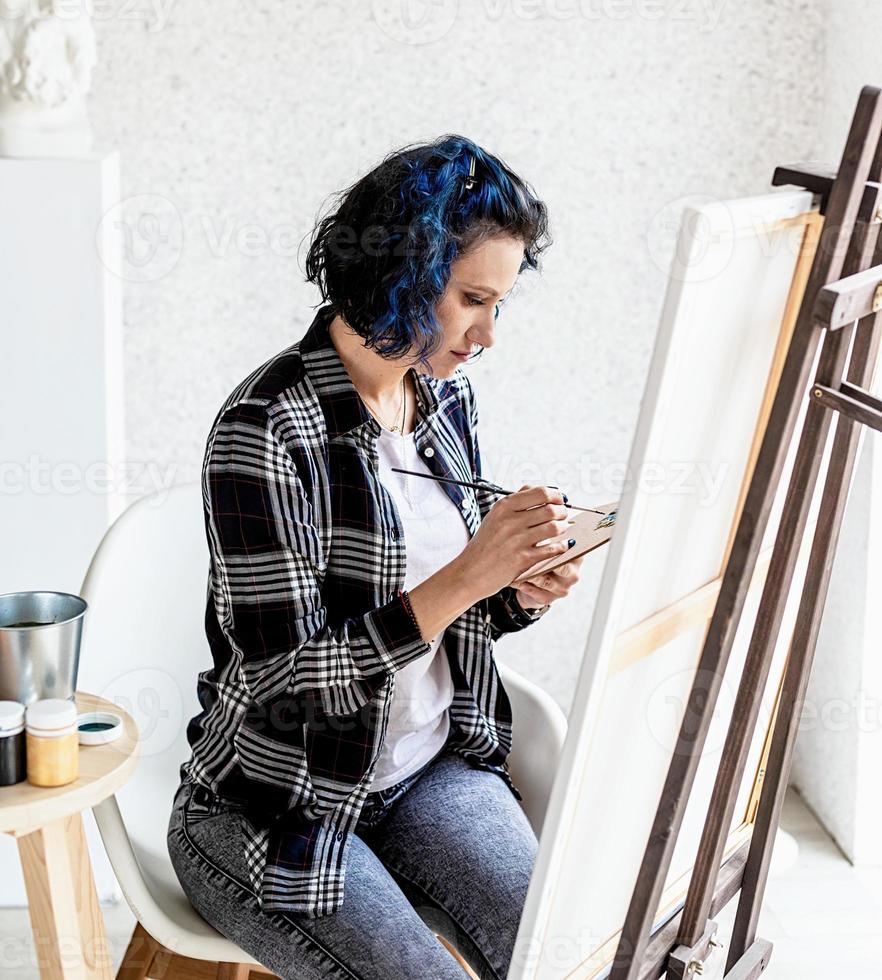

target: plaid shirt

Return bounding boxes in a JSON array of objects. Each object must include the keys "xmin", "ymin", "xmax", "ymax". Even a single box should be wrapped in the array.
[{"xmin": 179, "ymin": 303, "xmax": 548, "ymax": 916}]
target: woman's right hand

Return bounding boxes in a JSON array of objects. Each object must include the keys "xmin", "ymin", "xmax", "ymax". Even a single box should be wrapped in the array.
[{"xmin": 458, "ymin": 484, "xmax": 574, "ymax": 601}]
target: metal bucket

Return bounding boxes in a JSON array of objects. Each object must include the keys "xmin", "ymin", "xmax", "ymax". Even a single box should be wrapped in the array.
[{"xmin": 0, "ymin": 591, "xmax": 88, "ymax": 705}]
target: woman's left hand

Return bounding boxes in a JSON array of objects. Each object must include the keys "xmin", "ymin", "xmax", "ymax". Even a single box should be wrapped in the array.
[{"xmin": 514, "ymin": 553, "xmax": 586, "ymax": 610}]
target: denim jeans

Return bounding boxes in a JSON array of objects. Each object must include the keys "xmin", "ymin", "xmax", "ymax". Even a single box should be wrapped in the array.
[{"xmin": 166, "ymin": 745, "xmax": 538, "ymax": 980}]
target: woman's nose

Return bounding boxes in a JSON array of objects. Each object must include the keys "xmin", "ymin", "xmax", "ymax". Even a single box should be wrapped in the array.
[{"xmin": 469, "ymin": 315, "xmax": 496, "ymax": 350}]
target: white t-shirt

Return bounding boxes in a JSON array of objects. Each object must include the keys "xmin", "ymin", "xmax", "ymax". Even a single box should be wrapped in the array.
[{"xmin": 369, "ymin": 425, "xmax": 471, "ymax": 792}]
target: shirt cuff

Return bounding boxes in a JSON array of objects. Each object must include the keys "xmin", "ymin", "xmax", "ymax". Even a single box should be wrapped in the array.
[
  {"xmin": 362, "ymin": 594, "xmax": 433, "ymax": 673},
  {"xmin": 485, "ymin": 586, "xmax": 549, "ymax": 638},
  {"xmin": 511, "ymin": 591, "xmax": 551, "ymax": 620}
]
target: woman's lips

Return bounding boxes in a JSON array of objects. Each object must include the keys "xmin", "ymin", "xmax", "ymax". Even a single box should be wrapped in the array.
[{"xmin": 452, "ymin": 350, "xmax": 471, "ymax": 360}]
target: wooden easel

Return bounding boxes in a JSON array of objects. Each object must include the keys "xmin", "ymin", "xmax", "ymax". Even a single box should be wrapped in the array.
[{"xmin": 608, "ymin": 85, "xmax": 882, "ymax": 980}]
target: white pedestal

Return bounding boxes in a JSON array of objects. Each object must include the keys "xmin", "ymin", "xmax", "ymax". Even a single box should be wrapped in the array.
[
  {"xmin": 0, "ymin": 150, "xmax": 125, "ymax": 904},
  {"xmin": 1, "ymin": 150, "xmax": 126, "ymax": 592}
]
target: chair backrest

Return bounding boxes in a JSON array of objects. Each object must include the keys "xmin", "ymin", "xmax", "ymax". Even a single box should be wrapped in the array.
[{"xmin": 78, "ymin": 482, "xmax": 208, "ymax": 858}]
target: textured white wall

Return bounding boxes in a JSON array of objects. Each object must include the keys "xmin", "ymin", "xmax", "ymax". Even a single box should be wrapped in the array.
[
  {"xmin": 789, "ymin": 0, "xmax": 882, "ymax": 863},
  {"xmin": 87, "ymin": 0, "xmax": 824, "ymax": 712}
]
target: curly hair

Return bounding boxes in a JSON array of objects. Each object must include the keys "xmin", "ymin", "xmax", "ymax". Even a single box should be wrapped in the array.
[{"xmin": 302, "ymin": 134, "xmax": 551, "ymax": 368}]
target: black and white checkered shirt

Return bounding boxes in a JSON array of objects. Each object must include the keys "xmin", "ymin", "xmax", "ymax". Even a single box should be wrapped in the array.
[{"xmin": 179, "ymin": 303, "xmax": 548, "ymax": 917}]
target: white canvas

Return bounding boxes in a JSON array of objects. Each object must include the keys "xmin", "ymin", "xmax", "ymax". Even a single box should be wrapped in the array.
[{"xmin": 511, "ymin": 189, "xmax": 829, "ymax": 980}]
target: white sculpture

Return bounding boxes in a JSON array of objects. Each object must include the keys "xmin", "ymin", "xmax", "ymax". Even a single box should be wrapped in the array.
[{"xmin": 0, "ymin": 0, "xmax": 97, "ymax": 157}]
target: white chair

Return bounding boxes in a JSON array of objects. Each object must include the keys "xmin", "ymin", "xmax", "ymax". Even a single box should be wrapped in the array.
[{"xmin": 77, "ymin": 483, "xmax": 568, "ymax": 980}]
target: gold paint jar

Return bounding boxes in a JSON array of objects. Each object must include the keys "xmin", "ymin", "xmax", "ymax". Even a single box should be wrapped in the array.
[{"xmin": 25, "ymin": 699, "xmax": 79, "ymax": 787}]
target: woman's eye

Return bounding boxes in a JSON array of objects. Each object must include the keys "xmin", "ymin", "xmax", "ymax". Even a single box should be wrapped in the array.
[{"xmin": 467, "ymin": 294, "xmax": 504, "ymax": 319}]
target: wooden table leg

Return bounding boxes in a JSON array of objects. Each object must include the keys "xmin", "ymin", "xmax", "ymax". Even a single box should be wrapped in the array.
[{"xmin": 17, "ymin": 812, "xmax": 113, "ymax": 979}]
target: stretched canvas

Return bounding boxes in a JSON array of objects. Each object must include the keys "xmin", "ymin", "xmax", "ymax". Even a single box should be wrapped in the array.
[{"xmin": 510, "ymin": 189, "xmax": 829, "ymax": 980}]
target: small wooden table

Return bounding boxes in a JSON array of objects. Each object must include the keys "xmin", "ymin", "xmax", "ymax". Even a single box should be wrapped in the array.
[{"xmin": 0, "ymin": 691, "xmax": 139, "ymax": 979}]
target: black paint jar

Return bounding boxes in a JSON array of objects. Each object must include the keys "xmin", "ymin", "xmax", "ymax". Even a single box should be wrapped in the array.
[{"xmin": 0, "ymin": 701, "xmax": 26, "ymax": 786}]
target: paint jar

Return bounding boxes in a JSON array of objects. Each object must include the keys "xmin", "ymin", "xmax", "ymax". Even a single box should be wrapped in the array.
[
  {"xmin": 0, "ymin": 701, "xmax": 26, "ymax": 786},
  {"xmin": 25, "ymin": 699, "xmax": 79, "ymax": 787},
  {"xmin": 77, "ymin": 711, "xmax": 123, "ymax": 745}
]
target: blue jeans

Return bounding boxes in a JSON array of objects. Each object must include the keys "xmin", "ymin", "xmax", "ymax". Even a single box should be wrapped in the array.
[{"xmin": 166, "ymin": 746, "xmax": 538, "ymax": 980}]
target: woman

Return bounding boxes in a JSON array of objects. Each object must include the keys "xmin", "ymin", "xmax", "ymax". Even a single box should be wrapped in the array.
[{"xmin": 167, "ymin": 134, "xmax": 584, "ymax": 980}]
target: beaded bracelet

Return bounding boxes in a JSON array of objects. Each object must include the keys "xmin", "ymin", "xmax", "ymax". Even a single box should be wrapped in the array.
[{"xmin": 397, "ymin": 588, "xmax": 422, "ymax": 636}]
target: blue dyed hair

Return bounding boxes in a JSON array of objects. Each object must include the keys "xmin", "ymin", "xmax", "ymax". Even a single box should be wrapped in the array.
[{"xmin": 303, "ymin": 134, "xmax": 551, "ymax": 367}]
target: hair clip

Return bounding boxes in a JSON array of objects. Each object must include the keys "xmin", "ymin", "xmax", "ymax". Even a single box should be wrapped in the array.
[{"xmin": 464, "ymin": 154, "xmax": 477, "ymax": 190}]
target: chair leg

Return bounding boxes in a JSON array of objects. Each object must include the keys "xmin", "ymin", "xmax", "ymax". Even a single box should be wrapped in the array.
[
  {"xmin": 116, "ymin": 922, "xmax": 164, "ymax": 979},
  {"xmin": 217, "ymin": 965, "xmax": 252, "ymax": 980},
  {"xmin": 436, "ymin": 934, "xmax": 479, "ymax": 979},
  {"xmin": 116, "ymin": 922, "xmax": 273, "ymax": 980}
]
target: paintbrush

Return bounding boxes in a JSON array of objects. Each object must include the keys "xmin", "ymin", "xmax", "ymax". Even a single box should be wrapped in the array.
[{"xmin": 388, "ymin": 468, "xmax": 610, "ymax": 516}]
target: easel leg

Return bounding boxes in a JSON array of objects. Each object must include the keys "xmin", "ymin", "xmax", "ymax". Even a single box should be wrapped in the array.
[
  {"xmin": 17, "ymin": 813, "xmax": 114, "ymax": 979},
  {"xmin": 725, "ymin": 938, "xmax": 773, "ymax": 980},
  {"xmin": 727, "ymin": 302, "xmax": 882, "ymax": 971}
]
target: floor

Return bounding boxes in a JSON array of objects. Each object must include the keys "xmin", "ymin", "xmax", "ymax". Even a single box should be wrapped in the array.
[
  {"xmin": 0, "ymin": 788, "xmax": 877, "ymax": 979},
  {"xmin": 707, "ymin": 789, "xmax": 882, "ymax": 980}
]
